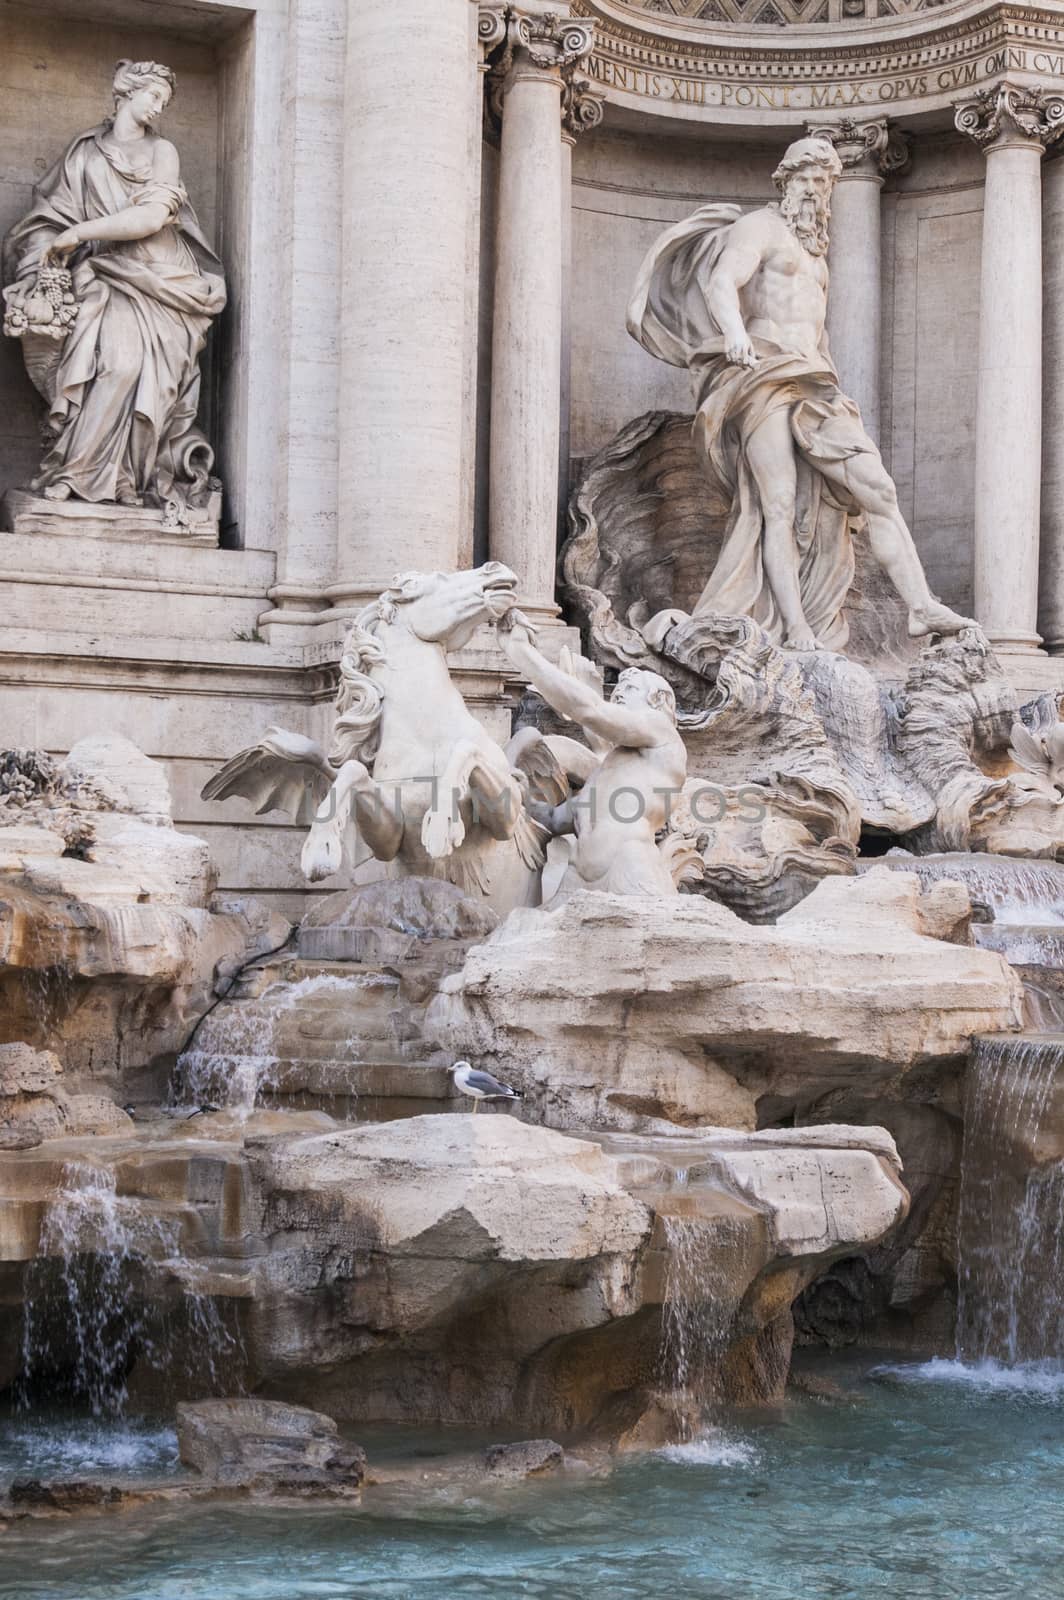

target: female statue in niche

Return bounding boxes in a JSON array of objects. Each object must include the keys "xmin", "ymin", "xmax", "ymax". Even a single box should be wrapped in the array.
[{"xmin": 2, "ymin": 59, "xmax": 226, "ymax": 530}]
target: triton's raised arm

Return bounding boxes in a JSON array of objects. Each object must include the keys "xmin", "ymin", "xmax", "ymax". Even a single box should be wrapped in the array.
[{"xmin": 500, "ymin": 621, "xmax": 670, "ymax": 751}]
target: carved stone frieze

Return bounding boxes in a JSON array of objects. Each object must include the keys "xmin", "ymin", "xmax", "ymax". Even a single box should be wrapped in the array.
[
  {"xmin": 566, "ymin": 0, "xmax": 1064, "ymax": 126},
  {"xmin": 954, "ymin": 78, "xmax": 1064, "ymax": 149},
  {"xmin": 805, "ymin": 116, "xmax": 910, "ymax": 178}
]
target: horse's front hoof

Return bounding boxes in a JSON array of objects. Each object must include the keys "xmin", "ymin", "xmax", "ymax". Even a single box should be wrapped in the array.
[
  {"xmin": 302, "ymin": 828, "xmax": 342, "ymax": 882},
  {"xmin": 421, "ymin": 808, "xmax": 465, "ymax": 860}
]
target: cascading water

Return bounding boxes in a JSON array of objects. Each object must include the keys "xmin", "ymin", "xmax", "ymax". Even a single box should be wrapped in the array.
[
  {"xmin": 874, "ymin": 853, "xmax": 1064, "ymax": 1028},
  {"xmin": 872, "ymin": 853, "xmax": 1064, "ymax": 926},
  {"xmin": 19, "ymin": 1161, "xmax": 240, "ymax": 1416},
  {"xmin": 955, "ymin": 1035, "xmax": 1064, "ymax": 1368},
  {"xmin": 174, "ymin": 973, "xmax": 360, "ymax": 1114},
  {"xmin": 658, "ymin": 1194, "xmax": 747, "ymax": 1433}
]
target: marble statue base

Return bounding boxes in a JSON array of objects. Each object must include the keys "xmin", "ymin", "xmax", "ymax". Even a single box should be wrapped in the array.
[{"xmin": 1, "ymin": 488, "xmax": 221, "ymax": 547}]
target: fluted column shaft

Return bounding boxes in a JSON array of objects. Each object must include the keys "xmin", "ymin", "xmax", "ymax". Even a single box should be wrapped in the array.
[{"xmin": 957, "ymin": 82, "xmax": 1064, "ymax": 652}]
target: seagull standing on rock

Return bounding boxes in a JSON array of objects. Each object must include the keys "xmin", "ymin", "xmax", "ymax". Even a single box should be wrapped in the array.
[{"xmin": 450, "ymin": 1060, "xmax": 523, "ymax": 1115}]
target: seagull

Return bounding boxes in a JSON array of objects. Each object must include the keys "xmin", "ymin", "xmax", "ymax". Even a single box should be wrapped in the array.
[{"xmin": 450, "ymin": 1060, "xmax": 523, "ymax": 1114}]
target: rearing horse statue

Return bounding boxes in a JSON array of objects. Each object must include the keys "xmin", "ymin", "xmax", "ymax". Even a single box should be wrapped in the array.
[{"xmin": 202, "ymin": 565, "xmax": 552, "ymax": 908}]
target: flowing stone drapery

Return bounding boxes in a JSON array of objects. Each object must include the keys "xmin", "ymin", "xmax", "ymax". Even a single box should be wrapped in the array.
[
  {"xmin": 2, "ymin": 115, "xmax": 225, "ymax": 529},
  {"xmin": 806, "ymin": 118, "xmax": 908, "ymax": 447},
  {"xmin": 331, "ymin": 0, "xmax": 482, "ymax": 612},
  {"xmin": 956, "ymin": 82, "xmax": 1064, "ymax": 654},
  {"xmin": 486, "ymin": 5, "xmax": 595, "ymax": 621}
]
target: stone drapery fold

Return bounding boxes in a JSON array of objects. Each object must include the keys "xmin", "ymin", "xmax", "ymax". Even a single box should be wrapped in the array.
[{"xmin": 3, "ymin": 127, "xmax": 226, "ymax": 522}]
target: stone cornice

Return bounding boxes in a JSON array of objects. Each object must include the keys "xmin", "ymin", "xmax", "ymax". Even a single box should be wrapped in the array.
[{"xmin": 568, "ymin": 0, "xmax": 1064, "ymax": 125}]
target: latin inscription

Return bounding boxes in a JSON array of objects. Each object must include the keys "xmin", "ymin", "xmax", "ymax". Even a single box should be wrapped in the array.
[{"xmin": 586, "ymin": 45, "xmax": 1060, "ymax": 112}]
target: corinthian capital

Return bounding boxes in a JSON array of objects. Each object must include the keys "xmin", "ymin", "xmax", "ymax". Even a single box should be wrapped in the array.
[
  {"xmin": 806, "ymin": 116, "xmax": 910, "ymax": 179},
  {"xmin": 954, "ymin": 79, "xmax": 1064, "ymax": 152},
  {"xmin": 482, "ymin": 6, "xmax": 601, "ymax": 137},
  {"xmin": 510, "ymin": 8, "xmax": 595, "ymax": 74},
  {"xmin": 561, "ymin": 73, "xmax": 605, "ymax": 141},
  {"xmin": 477, "ymin": 2, "xmax": 508, "ymax": 60}
]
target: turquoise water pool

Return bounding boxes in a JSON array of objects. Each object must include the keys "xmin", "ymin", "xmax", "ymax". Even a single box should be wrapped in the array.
[{"xmin": 4, "ymin": 1356, "xmax": 1064, "ymax": 1600}]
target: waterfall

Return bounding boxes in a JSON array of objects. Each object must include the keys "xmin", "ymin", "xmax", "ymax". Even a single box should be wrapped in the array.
[
  {"xmin": 871, "ymin": 853, "xmax": 1064, "ymax": 925},
  {"xmin": 174, "ymin": 972, "xmax": 362, "ymax": 1114},
  {"xmin": 956, "ymin": 1036, "xmax": 1064, "ymax": 1367},
  {"xmin": 659, "ymin": 1204, "xmax": 745, "ymax": 1427},
  {"xmin": 19, "ymin": 1162, "xmax": 240, "ymax": 1416}
]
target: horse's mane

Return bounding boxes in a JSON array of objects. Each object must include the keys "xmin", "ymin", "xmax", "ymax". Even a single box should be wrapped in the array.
[{"xmin": 328, "ymin": 572, "xmax": 434, "ymax": 767}]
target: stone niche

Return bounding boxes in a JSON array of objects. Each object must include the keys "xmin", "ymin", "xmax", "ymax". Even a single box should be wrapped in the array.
[
  {"xmin": 0, "ymin": 0, "xmax": 254, "ymax": 542},
  {"xmin": 567, "ymin": 122, "xmax": 986, "ymax": 621}
]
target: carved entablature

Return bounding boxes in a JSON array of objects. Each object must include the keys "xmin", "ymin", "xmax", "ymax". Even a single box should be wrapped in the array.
[
  {"xmin": 805, "ymin": 115, "xmax": 910, "ymax": 177},
  {"xmin": 566, "ymin": 0, "xmax": 1064, "ymax": 127},
  {"xmin": 954, "ymin": 77, "xmax": 1064, "ymax": 148}
]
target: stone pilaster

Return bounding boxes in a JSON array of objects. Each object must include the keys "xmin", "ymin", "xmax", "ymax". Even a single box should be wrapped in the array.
[
  {"xmin": 1041, "ymin": 151, "xmax": 1064, "ymax": 654},
  {"xmin": 956, "ymin": 81, "xmax": 1064, "ymax": 653},
  {"xmin": 560, "ymin": 72, "xmax": 604, "ymax": 531},
  {"xmin": 806, "ymin": 117, "xmax": 909, "ymax": 444},
  {"xmin": 331, "ymin": 0, "xmax": 482, "ymax": 614},
  {"xmin": 486, "ymin": 5, "xmax": 596, "ymax": 619}
]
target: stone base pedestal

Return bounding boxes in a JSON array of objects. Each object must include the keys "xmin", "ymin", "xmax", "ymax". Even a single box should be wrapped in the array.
[{"xmin": 1, "ymin": 488, "xmax": 221, "ymax": 547}]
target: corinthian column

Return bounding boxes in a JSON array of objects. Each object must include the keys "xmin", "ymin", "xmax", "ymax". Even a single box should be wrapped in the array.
[
  {"xmin": 332, "ymin": 0, "xmax": 481, "ymax": 612},
  {"xmin": 956, "ymin": 82, "xmax": 1064, "ymax": 653},
  {"xmin": 487, "ymin": 5, "xmax": 595, "ymax": 620},
  {"xmin": 806, "ymin": 117, "xmax": 909, "ymax": 445}
]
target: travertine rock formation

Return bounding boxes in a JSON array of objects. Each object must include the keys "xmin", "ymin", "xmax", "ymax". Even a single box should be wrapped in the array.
[
  {"xmin": 0, "ymin": 1114, "xmax": 908, "ymax": 1435},
  {"xmin": 176, "ymin": 1398, "xmax": 365, "ymax": 1496},
  {"xmin": 0, "ymin": 736, "xmax": 289, "ymax": 1091},
  {"xmin": 562, "ymin": 410, "xmax": 1064, "ymax": 915},
  {"xmin": 430, "ymin": 871, "xmax": 1023, "ymax": 1133}
]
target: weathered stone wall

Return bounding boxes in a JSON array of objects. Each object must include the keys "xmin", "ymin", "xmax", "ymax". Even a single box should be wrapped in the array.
[{"xmin": 883, "ymin": 131, "xmax": 984, "ymax": 618}]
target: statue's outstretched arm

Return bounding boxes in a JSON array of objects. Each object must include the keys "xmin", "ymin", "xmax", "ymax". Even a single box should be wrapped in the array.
[{"xmin": 501, "ymin": 625, "xmax": 663, "ymax": 751}]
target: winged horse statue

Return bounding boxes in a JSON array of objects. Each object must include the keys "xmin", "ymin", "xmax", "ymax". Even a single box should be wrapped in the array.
[{"xmin": 201, "ymin": 564, "xmax": 562, "ymax": 910}]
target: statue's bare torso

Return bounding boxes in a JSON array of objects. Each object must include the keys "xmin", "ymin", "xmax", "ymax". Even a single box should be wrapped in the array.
[{"xmin": 725, "ymin": 207, "xmax": 829, "ymax": 363}]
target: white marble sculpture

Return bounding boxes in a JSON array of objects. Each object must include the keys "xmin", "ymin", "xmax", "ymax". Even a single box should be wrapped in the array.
[
  {"xmin": 627, "ymin": 136, "xmax": 968, "ymax": 653},
  {"xmin": 2, "ymin": 60, "xmax": 226, "ymax": 531},
  {"xmin": 499, "ymin": 616, "xmax": 690, "ymax": 897},
  {"xmin": 202, "ymin": 565, "xmax": 547, "ymax": 908}
]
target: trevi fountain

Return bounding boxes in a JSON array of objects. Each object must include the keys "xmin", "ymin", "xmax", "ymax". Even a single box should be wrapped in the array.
[{"xmin": 3, "ymin": 4, "xmax": 1064, "ymax": 1596}]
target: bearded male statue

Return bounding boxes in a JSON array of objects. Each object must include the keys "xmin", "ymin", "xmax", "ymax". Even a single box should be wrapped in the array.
[{"xmin": 627, "ymin": 136, "xmax": 968, "ymax": 653}]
